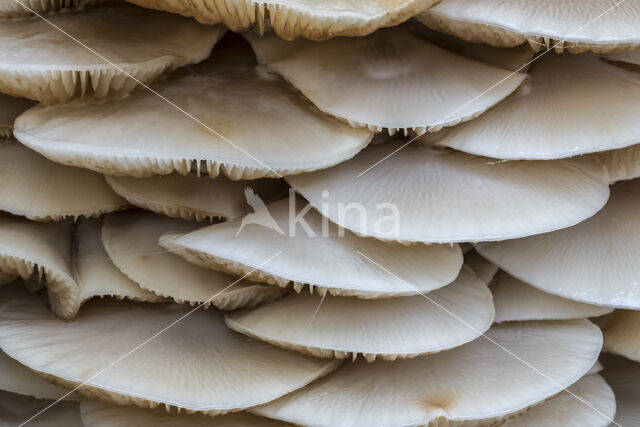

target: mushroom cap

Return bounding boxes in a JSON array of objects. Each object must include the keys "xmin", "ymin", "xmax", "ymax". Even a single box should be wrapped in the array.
[
  {"xmin": 160, "ymin": 197, "xmax": 463, "ymax": 298},
  {"xmin": 0, "ymin": 94, "xmax": 35, "ymax": 139},
  {"xmin": 418, "ymin": 0, "xmax": 640, "ymax": 53},
  {"xmin": 252, "ymin": 319, "xmax": 602, "ymax": 426},
  {"xmin": 0, "ymin": 391, "xmax": 82, "ymax": 427},
  {"xmin": 81, "ymin": 400, "xmax": 283, "ymax": 427},
  {"xmin": 598, "ymin": 310, "xmax": 640, "ymax": 362},
  {"xmin": 0, "ymin": 296, "xmax": 341, "ymax": 414},
  {"xmin": 601, "ymin": 355, "xmax": 640, "ymax": 426},
  {"xmin": 437, "ymin": 54, "xmax": 640, "ymax": 159},
  {"xmin": 125, "ymin": 0, "xmax": 438, "ymax": 40},
  {"xmin": 491, "ymin": 271, "xmax": 613, "ymax": 323},
  {"xmin": 252, "ymin": 26, "xmax": 525, "ymax": 134},
  {"xmin": 476, "ymin": 178, "xmax": 640, "ymax": 309},
  {"xmin": 287, "ymin": 142, "xmax": 610, "ymax": 243},
  {"xmin": 226, "ymin": 267, "xmax": 494, "ymax": 361},
  {"xmin": 102, "ymin": 211, "xmax": 285, "ymax": 310},
  {"xmin": 14, "ymin": 62, "xmax": 372, "ymax": 180},
  {"xmin": 0, "ymin": 4, "xmax": 225, "ymax": 105},
  {"xmin": 105, "ymin": 174, "xmax": 285, "ymax": 222},
  {"xmin": 0, "ymin": 141, "xmax": 128, "ymax": 221},
  {"xmin": 464, "ymin": 250, "xmax": 498, "ymax": 285},
  {"xmin": 596, "ymin": 143, "xmax": 640, "ymax": 183},
  {"xmin": 0, "ymin": 0, "xmax": 108, "ymax": 18}
]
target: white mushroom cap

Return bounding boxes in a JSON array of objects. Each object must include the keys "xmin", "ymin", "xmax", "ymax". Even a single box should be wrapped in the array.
[
  {"xmin": 491, "ymin": 271, "xmax": 613, "ymax": 323},
  {"xmin": 287, "ymin": 142, "xmax": 610, "ymax": 243},
  {"xmin": 437, "ymin": 54, "xmax": 640, "ymax": 159},
  {"xmin": 125, "ymin": 0, "xmax": 438, "ymax": 40},
  {"xmin": 476, "ymin": 178, "xmax": 640, "ymax": 309},
  {"xmin": 0, "ymin": 4, "xmax": 225, "ymax": 105},
  {"xmin": 252, "ymin": 320, "xmax": 602, "ymax": 426},
  {"xmin": 0, "ymin": 94, "xmax": 35, "ymax": 139},
  {"xmin": 81, "ymin": 400, "xmax": 283, "ymax": 427},
  {"xmin": 0, "ymin": 295, "xmax": 342, "ymax": 414},
  {"xmin": 598, "ymin": 310, "xmax": 640, "ymax": 362},
  {"xmin": 105, "ymin": 174, "xmax": 285, "ymax": 222},
  {"xmin": 0, "ymin": 0, "xmax": 108, "ymax": 18},
  {"xmin": 226, "ymin": 267, "xmax": 493, "ymax": 361},
  {"xmin": 418, "ymin": 0, "xmax": 640, "ymax": 53},
  {"xmin": 160, "ymin": 197, "xmax": 463, "ymax": 298},
  {"xmin": 464, "ymin": 250, "xmax": 498, "ymax": 285},
  {"xmin": 0, "ymin": 391, "xmax": 82, "ymax": 427},
  {"xmin": 0, "ymin": 141, "xmax": 128, "ymax": 221},
  {"xmin": 14, "ymin": 61, "xmax": 372, "ymax": 180},
  {"xmin": 252, "ymin": 26, "xmax": 525, "ymax": 135},
  {"xmin": 102, "ymin": 211, "xmax": 285, "ymax": 310},
  {"xmin": 601, "ymin": 355, "xmax": 640, "ymax": 426},
  {"xmin": 596, "ymin": 143, "xmax": 640, "ymax": 183}
]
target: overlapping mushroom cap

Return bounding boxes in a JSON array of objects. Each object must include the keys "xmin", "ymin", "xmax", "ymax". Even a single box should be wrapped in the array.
[
  {"xmin": 160, "ymin": 197, "xmax": 463, "ymax": 297},
  {"xmin": 287, "ymin": 141, "xmax": 610, "ymax": 243},
  {"xmin": 252, "ymin": 320, "xmax": 602, "ymax": 426},
  {"xmin": 247, "ymin": 26, "xmax": 525, "ymax": 134},
  {"xmin": 0, "ymin": 141, "xmax": 128, "ymax": 221},
  {"xmin": 0, "ymin": 295, "xmax": 341, "ymax": 414},
  {"xmin": 597, "ymin": 143, "xmax": 640, "ymax": 183},
  {"xmin": 0, "ymin": 4, "xmax": 225, "ymax": 104},
  {"xmin": 598, "ymin": 310, "xmax": 640, "ymax": 362},
  {"xmin": 124, "ymin": 0, "xmax": 438, "ymax": 40},
  {"xmin": 14, "ymin": 58, "xmax": 372, "ymax": 179},
  {"xmin": 418, "ymin": 0, "xmax": 640, "ymax": 53},
  {"xmin": 0, "ymin": 93, "xmax": 35, "ymax": 139},
  {"xmin": 102, "ymin": 211, "xmax": 285, "ymax": 310},
  {"xmin": 476, "ymin": 178, "xmax": 640, "ymax": 309},
  {"xmin": 437, "ymin": 53, "xmax": 640, "ymax": 159}
]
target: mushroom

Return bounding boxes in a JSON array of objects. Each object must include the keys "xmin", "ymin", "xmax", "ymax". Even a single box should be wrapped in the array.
[
  {"xmin": 246, "ymin": 26, "xmax": 526, "ymax": 135},
  {"xmin": 0, "ymin": 93, "xmax": 35, "ymax": 139},
  {"xmin": 251, "ymin": 320, "xmax": 602, "ymax": 426},
  {"xmin": 102, "ymin": 211, "xmax": 286, "ymax": 310},
  {"xmin": 0, "ymin": 294, "xmax": 342, "ymax": 414},
  {"xmin": 601, "ymin": 355, "xmax": 640, "ymax": 426},
  {"xmin": 418, "ymin": 0, "xmax": 640, "ymax": 53},
  {"xmin": 81, "ymin": 400, "xmax": 284, "ymax": 426},
  {"xmin": 0, "ymin": 4, "xmax": 225, "ymax": 104},
  {"xmin": 104, "ymin": 173, "xmax": 285, "ymax": 222},
  {"xmin": 597, "ymin": 310, "xmax": 640, "ymax": 362},
  {"xmin": 603, "ymin": 49, "xmax": 640, "ymax": 66},
  {"xmin": 13, "ymin": 59, "xmax": 373, "ymax": 179},
  {"xmin": 0, "ymin": 141, "xmax": 129, "ymax": 221},
  {"xmin": 0, "ymin": 0, "xmax": 108, "ymax": 18},
  {"xmin": 286, "ymin": 141, "xmax": 611, "ymax": 243},
  {"xmin": 0, "ymin": 391, "xmax": 82, "ymax": 427},
  {"xmin": 596, "ymin": 143, "xmax": 640, "ymax": 183},
  {"xmin": 464, "ymin": 250, "xmax": 498, "ymax": 285},
  {"xmin": 225, "ymin": 267, "xmax": 494, "ymax": 361},
  {"xmin": 475, "ymin": 178, "xmax": 640, "ymax": 309},
  {"xmin": 436, "ymin": 54, "xmax": 640, "ymax": 159},
  {"xmin": 124, "ymin": 0, "xmax": 438, "ymax": 40},
  {"xmin": 159, "ymin": 197, "xmax": 463, "ymax": 298},
  {"xmin": 491, "ymin": 271, "xmax": 613, "ymax": 323}
]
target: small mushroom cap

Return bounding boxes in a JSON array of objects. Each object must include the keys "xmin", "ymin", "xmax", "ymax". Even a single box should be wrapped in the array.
[
  {"xmin": 160, "ymin": 197, "xmax": 463, "ymax": 298},
  {"xmin": 226, "ymin": 267, "xmax": 494, "ymax": 361},
  {"xmin": 491, "ymin": 271, "xmax": 613, "ymax": 323},
  {"xmin": 125, "ymin": 0, "xmax": 438, "ymax": 40},
  {"xmin": 601, "ymin": 355, "xmax": 640, "ymax": 426},
  {"xmin": 0, "ymin": 94, "xmax": 35, "ymax": 139},
  {"xmin": 0, "ymin": 0, "xmax": 108, "ymax": 18},
  {"xmin": 0, "ymin": 296, "xmax": 341, "ymax": 414},
  {"xmin": 252, "ymin": 319, "xmax": 602, "ymax": 426},
  {"xmin": 14, "ymin": 61, "xmax": 372, "ymax": 180},
  {"xmin": 254, "ymin": 26, "xmax": 525, "ymax": 134},
  {"xmin": 0, "ymin": 391, "xmax": 82, "ymax": 427},
  {"xmin": 0, "ymin": 141, "xmax": 128, "ymax": 221},
  {"xmin": 102, "ymin": 211, "xmax": 285, "ymax": 310},
  {"xmin": 464, "ymin": 250, "xmax": 498, "ymax": 285},
  {"xmin": 105, "ymin": 174, "xmax": 285, "ymax": 222},
  {"xmin": 81, "ymin": 400, "xmax": 283, "ymax": 427},
  {"xmin": 419, "ymin": 0, "xmax": 640, "ymax": 53},
  {"xmin": 438, "ymin": 54, "xmax": 640, "ymax": 159},
  {"xmin": 596, "ymin": 143, "xmax": 640, "ymax": 183},
  {"xmin": 598, "ymin": 310, "xmax": 640, "ymax": 362},
  {"xmin": 476, "ymin": 178, "xmax": 640, "ymax": 309},
  {"xmin": 0, "ymin": 4, "xmax": 225, "ymax": 104},
  {"xmin": 287, "ymin": 142, "xmax": 610, "ymax": 243}
]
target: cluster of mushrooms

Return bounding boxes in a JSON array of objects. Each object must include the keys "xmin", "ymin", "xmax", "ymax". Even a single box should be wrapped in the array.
[{"xmin": 0, "ymin": 0, "xmax": 639, "ymax": 426}]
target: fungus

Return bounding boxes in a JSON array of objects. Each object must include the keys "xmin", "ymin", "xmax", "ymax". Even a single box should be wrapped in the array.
[
  {"xmin": 598, "ymin": 310, "xmax": 640, "ymax": 362},
  {"xmin": 601, "ymin": 355, "xmax": 640, "ymax": 426},
  {"xmin": 0, "ymin": 391, "xmax": 82, "ymax": 427},
  {"xmin": 0, "ymin": 94, "xmax": 35, "ymax": 139},
  {"xmin": 464, "ymin": 250, "xmax": 498, "ymax": 285},
  {"xmin": 0, "ymin": 0, "xmax": 108, "ymax": 18}
]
